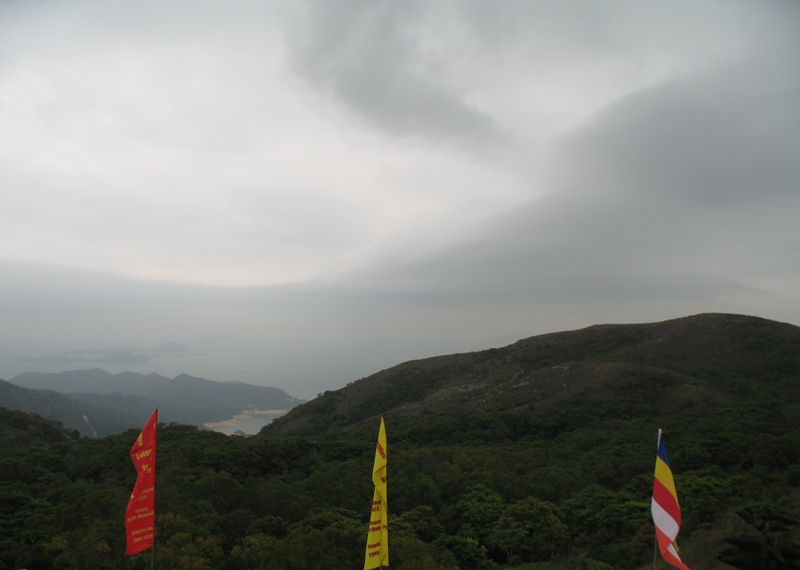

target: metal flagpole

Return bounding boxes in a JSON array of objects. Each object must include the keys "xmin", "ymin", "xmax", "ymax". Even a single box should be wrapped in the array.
[{"xmin": 653, "ymin": 429, "xmax": 661, "ymax": 570}]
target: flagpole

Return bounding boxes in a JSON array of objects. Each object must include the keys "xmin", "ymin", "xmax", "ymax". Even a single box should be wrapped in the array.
[
  {"xmin": 653, "ymin": 535, "xmax": 657, "ymax": 570},
  {"xmin": 653, "ymin": 429, "xmax": 661, "ymax": 570}
]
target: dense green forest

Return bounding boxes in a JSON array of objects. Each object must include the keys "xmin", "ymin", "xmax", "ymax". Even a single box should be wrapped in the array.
[{"xmin": 2, "ymin": 314, "xmax": 800, "ymax": 569}]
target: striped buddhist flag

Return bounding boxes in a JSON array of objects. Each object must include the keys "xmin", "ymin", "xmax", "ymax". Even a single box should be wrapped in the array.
[{"xmin": 651, "ymin": 429, "xmax": 690, "ymax": 570}]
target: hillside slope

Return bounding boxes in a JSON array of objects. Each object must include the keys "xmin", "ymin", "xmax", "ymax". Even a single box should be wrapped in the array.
[
  {"xmin": 0, "ymin": 407, "xmax": 81, "ymax": 447},
  {"xmin": 0, "ymin": 379, "xmax": 126, "ymax": 436},
  {"xmin": 258, "ymin": 313, "xmax": 800, "ymax": 567},
  {"xmin": 263, "ymin": 313, "xmax": 800, "ymax": 439}
]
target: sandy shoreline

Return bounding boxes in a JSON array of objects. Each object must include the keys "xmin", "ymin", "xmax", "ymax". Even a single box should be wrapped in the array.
[{"xmin": 203, "ymin": 409, "xmax": 290, "ymax": 429}]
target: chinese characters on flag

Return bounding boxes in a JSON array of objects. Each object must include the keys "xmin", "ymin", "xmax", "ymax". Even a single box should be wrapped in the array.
[
  {"xmin": 364, "ymin": 417, "xmax": 388, "ymax": 569},
  {"xmin": 125, "ymin": 409, "xmax": 157, "ymax": 555}
]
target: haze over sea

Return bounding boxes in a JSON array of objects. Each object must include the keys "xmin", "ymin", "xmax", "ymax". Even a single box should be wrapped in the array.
[{"xmin": 0, "ymin": 334, "xmax": 463, "ymax": 402}]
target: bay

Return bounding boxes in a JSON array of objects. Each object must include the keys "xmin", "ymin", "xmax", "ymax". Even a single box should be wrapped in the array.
[{"xmin": 204, "ymin": 409, "xmax": 289, "ymax": 435}]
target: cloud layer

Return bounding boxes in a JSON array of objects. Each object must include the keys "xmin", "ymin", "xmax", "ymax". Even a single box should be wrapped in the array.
[{"xmin": 1, "ymin": 0, "xmax": 799, "ymax": 397}]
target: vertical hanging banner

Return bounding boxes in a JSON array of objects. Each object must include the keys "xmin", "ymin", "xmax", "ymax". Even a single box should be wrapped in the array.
[
  {"xmin": 125, "ymin": 409, "xmax": 157, "ymax": 556},
  {"xmin": 651, "ymin": 429, "xmax": 690, "ymax": 570},
  {"xmin": 364, "ymin": 417, "xmax": 388, "ymax": 569}
]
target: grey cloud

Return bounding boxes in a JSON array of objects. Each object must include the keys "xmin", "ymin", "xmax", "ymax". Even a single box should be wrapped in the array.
[
  {"xmin": 338, "ymin": 58, "xmax": 800, "ymax": 310},
  {"xmin": 557, "ymin": 66, "xmax": 800, "ymax": 210},
  {"xmin": 287, "ymin": 0, "xmax": 502, "ymax": 143}
]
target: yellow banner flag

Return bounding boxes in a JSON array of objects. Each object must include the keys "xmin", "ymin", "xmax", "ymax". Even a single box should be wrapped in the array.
[{"xmin": 364, "ymin": 417, "xmax": 388, "ymax": 569}]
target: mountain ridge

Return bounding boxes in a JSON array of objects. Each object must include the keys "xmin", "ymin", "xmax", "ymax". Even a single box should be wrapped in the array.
[
  {"xmin": 2, "ymin": 370, "xmax": 304, "ymax": 436},
  {"xmin": 262, "ymin": 312, "xmax": 800, "ymax": 438}
]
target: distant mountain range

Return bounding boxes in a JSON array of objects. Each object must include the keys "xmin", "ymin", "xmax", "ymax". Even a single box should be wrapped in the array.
[{"xmin": 0, "ymin": 369, "xmax": 303, "ymax": 436}]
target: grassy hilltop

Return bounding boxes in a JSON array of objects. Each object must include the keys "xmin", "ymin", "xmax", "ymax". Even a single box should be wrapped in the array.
[{"xmin": 265, "ymin": 312, "xmax": 800, "ymax": 440}]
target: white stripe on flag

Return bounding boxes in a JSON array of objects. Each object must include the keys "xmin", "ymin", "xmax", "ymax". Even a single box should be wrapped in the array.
[
  {"xmin": 651, "ymin": 498, "xmax": 679, "ymax": 539},
  {"xmin": 667, "ymin": 543, "xmax": 682, "ymax": 560}
]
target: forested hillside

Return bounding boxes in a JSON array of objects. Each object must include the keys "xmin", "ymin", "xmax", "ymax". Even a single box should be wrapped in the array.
[{"xmin": 1, "ymin": 313, "xmax": 799, "ymax": 569}]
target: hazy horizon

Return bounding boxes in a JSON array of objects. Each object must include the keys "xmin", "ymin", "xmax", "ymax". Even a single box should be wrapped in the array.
[{"xmin": 2, "ymin": 264, "xmax": 796, "ymax": 400}]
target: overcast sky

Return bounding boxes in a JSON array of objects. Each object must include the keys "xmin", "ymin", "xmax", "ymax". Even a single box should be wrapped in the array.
[{"xmin": 1, "ymin": 0, "xmax": 799, "ymax": 399}]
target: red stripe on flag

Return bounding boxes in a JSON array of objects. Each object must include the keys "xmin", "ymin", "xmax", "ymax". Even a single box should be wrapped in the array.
[
  {"xmin": 655, "ymin": 528, "xmax": 690, "ymax": 570},
  {"xmin": 653, "ymin": 477, "xmax": 681, "ymax": 525}
]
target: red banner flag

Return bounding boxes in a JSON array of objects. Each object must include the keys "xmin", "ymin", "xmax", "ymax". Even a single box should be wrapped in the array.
[{"xmin": 125, "ymin": 409, "xmax": 157, "ymax": 555}]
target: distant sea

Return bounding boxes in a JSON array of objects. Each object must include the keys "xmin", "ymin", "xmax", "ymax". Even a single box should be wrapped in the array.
[{"xmin": 204, "ymin": 409, "xmax": 289, "ymax": 435}]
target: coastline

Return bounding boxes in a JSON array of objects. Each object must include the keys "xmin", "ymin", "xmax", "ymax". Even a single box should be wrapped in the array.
[{"xmin": 204, "ymin": 409, "xmax": 289, "ymax": 432}]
